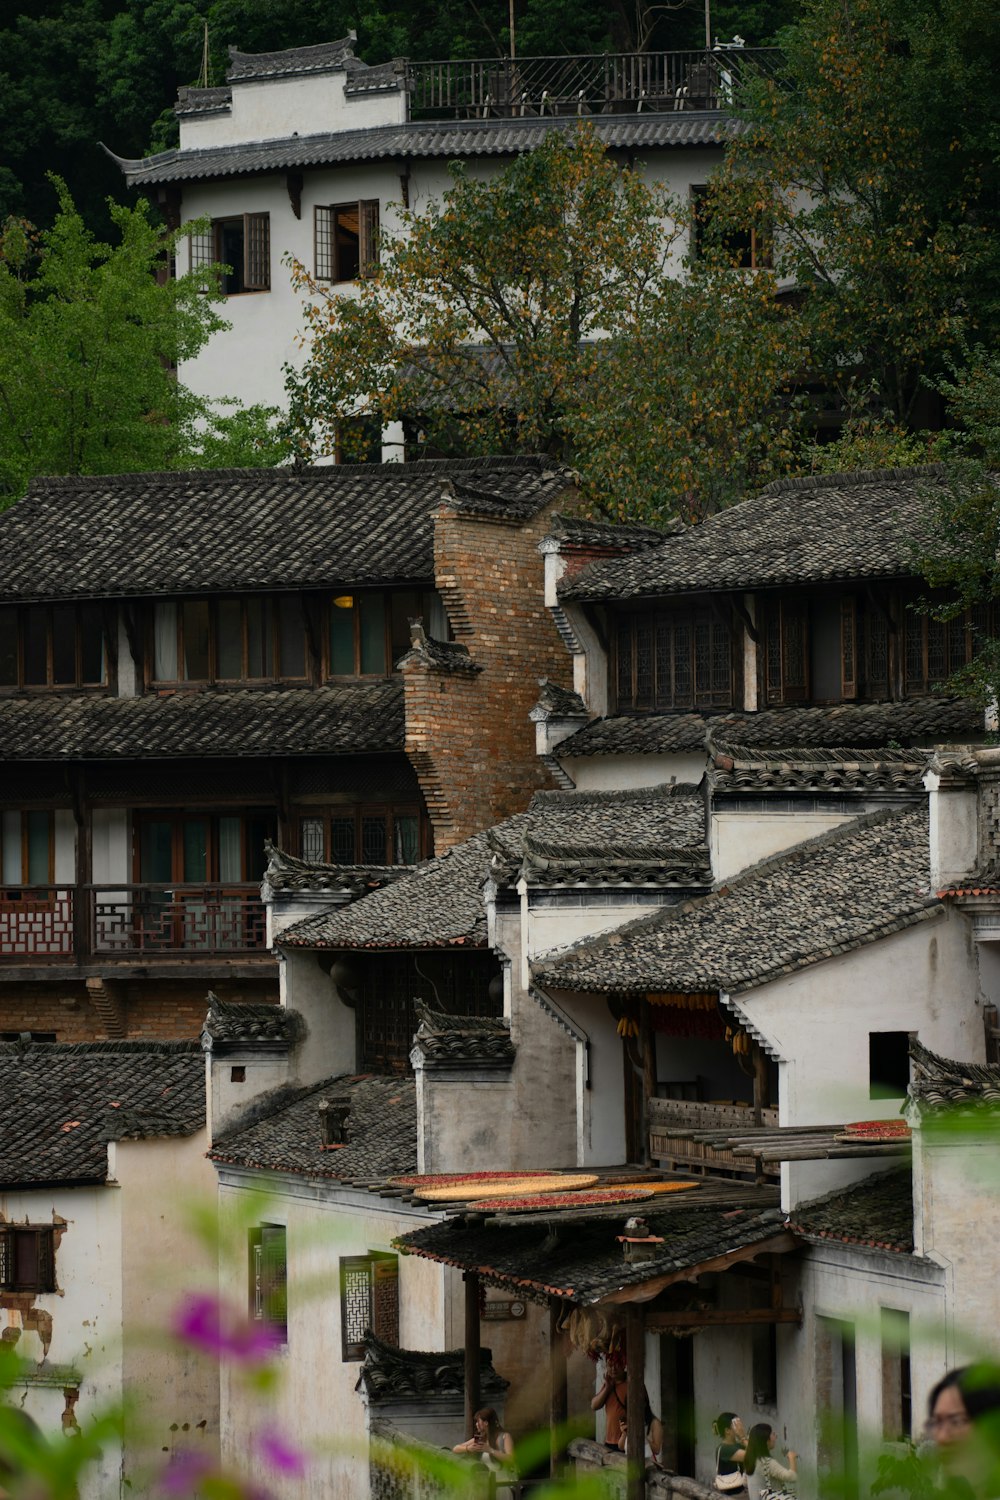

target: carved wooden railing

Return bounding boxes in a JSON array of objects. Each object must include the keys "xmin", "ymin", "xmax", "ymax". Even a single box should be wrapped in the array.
[
  {"xmin": 405, "ymin": 47, "xmax": 780, "ymax": 120},
  {"xmin": 0, "ymin": 884, "xmax": 267, "ymax": 960},
  {"xmin": 648, "ymin": 1096, "xmax": 780, "ymax": 1178}
]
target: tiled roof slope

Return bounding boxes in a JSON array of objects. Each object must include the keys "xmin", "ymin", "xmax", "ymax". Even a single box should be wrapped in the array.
[
  {"xmin": 786, "ymin": 1168, "xmax": 913, "ymax": 1253},
  {"xmin": 533, "ymin": 806, "xmax": 936, "ymax": 996},
  {"xmin": 109, "ymin": 113, "xmax": 732, "ymax": 189},
  {"xmin": 0, "ymin": 682, "xmax": 403, "ymax": 760},
  {"xmin": 0, "ymin": 1040, "xmax": 204, "ymax": 1187},
  {"xmin": 413, "ymin": 1004, "xmax": 515, "ymax": 1064},
  {"xmin": 557, "ymin": 699, "xmax": 983, "ymax": 758},
  {"xmin": 278, "ymin": 816, "xmax": 526, "ymax": 950},
  {"xmin": 208, "ymin": 1074, "xmax": 416, "ymax": 1181},
  {"xmin": 548, "ymin": 513, "xmax": 679, "ymax": 548},
  {"xmin": 563, "ymin": 466, "xmax": 954, "ymax": 601},
  {"xmin": 0, "ymin": 457, "xmax": 569, "ymax": 602},
  {"xmin": 909, "ymin": 1039, "xmax": 1000, "ymax": 1108},
  {"xmin": 489, "ymin": 783, "xmax": 711, "ymax": 887},
  {"xmin": 202, "ymin": 996, "xmax": 303, "ymax": 1049},
  {"xmin": 397, "ymin": 1200, "xmax": 786, "ymax": 1305},
  {"xmin": 360, "ymin": 1332, "xmax": 508, "ymax": 1402},
  {"xmin": 263, "ymin": 843, "xmax": 402, "ymax": 895},
  {"xmin": 710, "ymin": 744, "xmax": 928, "ymax": 795}
]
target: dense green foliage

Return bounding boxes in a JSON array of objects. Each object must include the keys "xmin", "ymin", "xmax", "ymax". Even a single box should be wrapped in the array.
[
  {"xmin": 0, "ymin": 0, "xmax": 797, "ymax": 236},
  {"xmin": 284, "ymin": 126, "xmax": 802, "ymax": 522},
  {"xmin": 0, "ymin": 182, "xmax": 281, "ymax": 504}
]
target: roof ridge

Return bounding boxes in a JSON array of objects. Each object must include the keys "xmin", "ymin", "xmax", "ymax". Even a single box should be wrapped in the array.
[
  {"xmin": 0, "ymin": 1038, "xmax": 201, "ymax": 1055},
  {"xmin": 528, "ymin": 781, "xmax": 702, "ymax": 809},
  {"xmin": 756, "ymin": 463, "xmax": 947, "ymax": 500}
]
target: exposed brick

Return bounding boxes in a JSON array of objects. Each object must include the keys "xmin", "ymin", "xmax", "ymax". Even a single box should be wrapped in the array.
[{"xmin": 0, "ymin": 977, "xmax": 277, "ymax": 1042}]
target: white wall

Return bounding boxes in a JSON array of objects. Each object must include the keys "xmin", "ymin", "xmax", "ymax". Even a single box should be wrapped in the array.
[
  {"xmin": 736, "ymin": 909, "xmax": 983, "ymax": 1207},
  {"xmin": 914, "ymin": 1117, "xmax": 1000, "ymax": 1357},
  {"xmin": 563, "ymin": 754, "xmax": 709, "ymax": 791},
  {"xmin": 713, "ymin": 809, "xmax": 858, "ymax": 882}
]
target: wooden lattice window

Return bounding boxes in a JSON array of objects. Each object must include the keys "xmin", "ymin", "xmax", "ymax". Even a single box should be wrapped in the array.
[
  {"xmin": 296, "ymin": 807, "xmax": 424, "ymax": 867},
  {"xmin": 358, "ymin": 953, "xmax": 499, "ymax": 1073},
  {"xmin": 188, "ymin": 215, "xmax": 270, "ymax": 294},
  {"xmin": 0, "ymin": 1225, "xmax": 56, "ymax": 1293},
  {"xmin": 903, "ymin": 602, "xmax": 993, "ymax": 696},
  {"xmin": 615, "ymin": 608, "xmax": 732, "ymax": 711},
  {"xmin": 764, "ymin": 598, "xmax": 809, "ymax": 704},
  {"xmin": 340, "ymin": 1252, "xmax": 398, "ymax": 1361},
  {"xmin": 249, "ymin": 1225, "xmax": 287, "ymax": 1342},
  {"xmin": 315, "ymin": 201, "xmax": 380, "ymax": 282}
]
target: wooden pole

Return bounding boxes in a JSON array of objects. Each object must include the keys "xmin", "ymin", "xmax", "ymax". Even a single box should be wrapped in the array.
[
  {"xmin": 626, "ymin": 1304, "xmax": 646, "ymax": 1500},
  {"xmin": 640, "ymin": 1004, "xmax": 657, "ymax": 1166},
  {"xmin": 549, "ymin": 1300, "xmax": 568, "ymax": 1478},
  {"xmin": 464, "ymin": 1272, "xmax": 481, "ymax": 1439}
]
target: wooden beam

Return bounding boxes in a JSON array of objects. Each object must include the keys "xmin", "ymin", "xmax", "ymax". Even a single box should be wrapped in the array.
[
  {"xmin": 646, "ymin": 1307, "xmax": 802, "ymax": 1330},
  {"xmin": 626, "ymin": 1305, "xmax": 645, "ymax": 1500},
  {"xmin": 549, "ymin": 1300, "xmax": 567, "ymax": 1478},
  {"xmin": 464, "ymin": 1272, "xmax": 480, "ymax": 1439},
  {"xmin": 640, "ymin": 1003, "xmax": 656, "ymax": 1167},
  {"xmin": 598, "ymin": 1233, "xmax": 800, "ymax": 1305}
]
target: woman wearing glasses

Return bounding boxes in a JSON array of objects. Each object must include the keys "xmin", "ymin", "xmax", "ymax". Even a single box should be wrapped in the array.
[{"xmin": 927, "ymin": 1365, "xmax": 1000, "ymax": 1497}]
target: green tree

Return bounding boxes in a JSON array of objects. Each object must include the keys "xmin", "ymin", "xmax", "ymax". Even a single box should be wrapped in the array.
[
  {"xmin": 0, "ymin": 180, "xmax": 283, "ymax": 505},
  {"xmin": 283, "ymin": 124, "xmax": 801, "ymax": 523},
  {"xmin": 706, "ymin": 0, "xmax": 1000, "ymax": 429}
]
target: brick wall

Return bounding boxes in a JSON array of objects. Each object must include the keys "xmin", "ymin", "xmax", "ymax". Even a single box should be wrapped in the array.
[
  {"xmin": 403, "ymin": 494, "xmax": 575, "ymax": 850},
  {"xmin": 0, "ymin": 976, "xmax": 277, "ymax": 1043}
]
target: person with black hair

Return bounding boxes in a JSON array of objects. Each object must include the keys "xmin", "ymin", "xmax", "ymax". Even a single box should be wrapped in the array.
[
  {"xmin": 453, "ymin": 1407, "xmax": 515, "ymax": 1470},
  {"xmin": 713, "ymin": 1412, "xmax": 748, "ymax": 1494},
  {"xmin": 743, "ymin": 1422, "xmax": 797, "ymax": 1500},
  {"xmin": 926, "ymin": 1365, "xmax": 1000, "ymax": 1498}
]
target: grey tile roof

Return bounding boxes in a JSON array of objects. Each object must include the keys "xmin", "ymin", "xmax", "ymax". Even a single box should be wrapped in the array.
[
  {"xmin": 531, "ymin": 679, "xmax": 589, "ymax": 719},
  {"xmin": 557, "ymin": 699, "xmax": 984, "ymax": 758},
  {"xmin": 226, "ymin": 37, "xmax": 358, "ymax": 81},
  {"xmin": 413, "ymin": 1003, "xmax": 515, "ymax": 1064},
  {"xmin": 208, "ymin": 1073, "xmax": 416, "ymax": 1182},
  {"xmin": 175, "ymin": 85, "xmax": 232, "ymax": 116},
  {"xmin": 202, "ymin": 995, "xmax": 303, "ymax": 1050},
  {"xmin": 397, "ymin": 628, "xmax": 482, "ymax": 675},
  {"xmin": 397, "ymin": 1199, "xmax": 787, "ymax": 1305},
  {"xmin": 0, "ymin": 1040, "xmax": 204, "ymax": 1187},
  {"xmin": 359, "ymin": 1332, "xmax": 508, "ymax": 1402},
  {"xmin": 709, "ymin": 743, "xmax": 929, "ymax": 795},
  {"xmin": 563, "ymin": 465, "xmax": 955, "ymax": 601},
  {"xmin": 533, "ymin": 805, "xmax": 936, "ymax": 996},
  {"xmin": 109, "ymin": 113, "xmax": 731, "ymax": 189},
  {"xmin": 548, "ymin": 513, "xmax": 679, "ymax": 548},
  {"xmin": 909, "ymin": 1039, "xmax": 1000, "ymax": 1108},
  {"xmin": 278, "ymin": 817, "xmax": 526, "ymax": 950},
  {"xmin": 489, "ymin": 783, "xmax": 711, "ymax": 888},
  {"xmin": 786, "ymin": 1168, "xmax": 913, "ymax": 1254},
  {"xmin": 0, "ymin": 682, "xmax": 404, "ymax": 760},
  {"xmin": 263, "ymin": 842, "xmax": 402, "ymax": 895},
  {"xmin": 0, "ymin": 457, "xmax": 569, "ymax": 602}
]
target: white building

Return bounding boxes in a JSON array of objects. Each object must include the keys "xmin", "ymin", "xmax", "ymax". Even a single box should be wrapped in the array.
[{"xmin": 106, "ymin": 35, "xmax": 764, "ymax": 415}]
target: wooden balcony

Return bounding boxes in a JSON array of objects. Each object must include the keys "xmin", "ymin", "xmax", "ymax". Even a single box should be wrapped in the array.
[
  {"xmin": 405, "ymin": 47, "xmax": 780, "ymax": 120},
  {"xmin": 0, "ymin": 884, "xmax": 268, "ymax": 964},
  {"xmin": 648, "ymin": 1096, "xmax": 780, "ymax": 1179}
]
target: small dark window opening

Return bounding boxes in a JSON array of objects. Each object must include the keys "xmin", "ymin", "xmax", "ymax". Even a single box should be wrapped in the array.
[
  {"xmin": 752, "ymin": 1321, "xmax": 778, "ymax": 1406},
  {"xmin": 230, "ymin": 1066, "xmax": 246, "ymax": 1083},
  {"xmin": 869, "ymin": 1032, "xmax": 911, "ymax": 1099},
  {"xmin": 0, "ymin": 1225, "xmax": 56, "ymax": 1292}
]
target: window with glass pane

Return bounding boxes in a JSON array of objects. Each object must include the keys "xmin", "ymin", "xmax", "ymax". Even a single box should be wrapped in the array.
[
  {"xmin": 182, "ymin": 601, "xmax": 210, "ymax": 680},
  {"xmin": 218, "ymin": 817, "xmax": 242, "ymax": 882},
  {"xmin": 217, "ymin": 599, "xmax": 243, "ymax": 679},
  {"xmin": 26, "ymin": 812, "xmax": 51, "ymax": 885},
  {"xmin": 1, "ymin": 811, "xmax": 20, "ymax": 884},
  {"xmin": 23, "ymin": 607, "xmax": 47, "ymax": 685},
  {"xmin": 0, "ymin": 608, "xmax": 17, "ymax": 685},
  {"xmin": 394, "ymin": 816, "xmax": 420, "ymax": 865},
  {"xmin": 299, "ymin": 818, "xmax": 325, "ymax": 863},
  {"xmin": 154, "ymin": 603, "xmax": 179, "ymax": 680},
  {"xmin": 80, "ymin": 605, "xmax": 105, "ymax": 684},
  {"xmin": 390, "ymin": 592, "xmax": 420, "ymax": 666},
  {"xmin": 330, "ymin": 597, "xmax": 356, "ymax": 675},
  {"xmin": 615, "ymin": 609, "xmax": 732, "ymax": 710},
  {"xmin": 359, "ymin": 594, "xmax": 386, "ymax": 674},
  {"xmin": 246, "ymin": 598, "xmax": 274, "ymax": 678},
  {"xmin": 278, "ymin": 598, "xmax": 306, "ymax": 677},
  {"xmin": 330, "ymin": 818, "xmax": 355, "ymax": 863},
  {"xmin": 52, "ymin": 605, "xmax": 76, "ymax": 684},
  {"xmin": 361, "ymin": 815, "xmax": 388, "ymax": 864}
]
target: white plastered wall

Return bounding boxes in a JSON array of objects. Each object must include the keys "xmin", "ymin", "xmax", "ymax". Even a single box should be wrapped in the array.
[
  {"xmin": 713, "ymin": 809, "xmax": 860, "ymax": 881},
  {"xmin": 562, "ymin": 754, "xmax": 708, "ymax": 791}
]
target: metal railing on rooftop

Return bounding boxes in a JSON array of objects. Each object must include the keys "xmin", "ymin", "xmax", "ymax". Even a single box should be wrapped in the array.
[{"xmin": 405, "ymin": 47, "xmax": 780, "ymax": 121}]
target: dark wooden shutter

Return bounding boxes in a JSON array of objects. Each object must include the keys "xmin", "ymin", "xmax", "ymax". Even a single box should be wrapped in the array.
[
  {"xmin": 260, "ymin": 1225, "xmax": 287, "ymax": 1339},
  {"xmin": 244, "ymin": 213, "xmax": 270, "ymax": 290},
  {"xmin": 358, "ymin": 200, "xmax": 380, "ymax": 277},
  {"xmin": 370, "ymin": 1253, "xmax": 399, "ymax": 1347},
  {"xmin": 840, "ymin": 596, "xmax": 858, "ymax": 699}
]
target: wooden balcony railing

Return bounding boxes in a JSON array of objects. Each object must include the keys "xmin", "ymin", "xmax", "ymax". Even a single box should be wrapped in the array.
[
  {"xmin": 0, "ymin": 884, "xmax": 268, "ymax": 961},
  {"xmin": 405, "ymin": 47, "xmax": 780, "ymax": 120},
  {"xmin": 648, "ymin": 1096, "xmax": 780, "ymax": 1178}
]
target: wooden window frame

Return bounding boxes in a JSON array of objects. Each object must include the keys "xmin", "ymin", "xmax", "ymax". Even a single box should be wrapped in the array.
[
  {"xmin": 614, "ymin": 606, "xmax": 734, "ymax": 712},
  {"xmin": 902, "ymin": 599, "xmax": 992, "ymax": 697},
  {"xmin": 763, "ymin": 597, "xmax": 809, "ymax": 705},
  {"xmin": 148, "ymin": 595, "xmax": 309, "ymax": 687},
  {"xmin": 249, "ymin": 1224, "xmax": 287, "ymax": 1343},
  {"xmin": 189, "ymin": 214, "xmax": 270, "ymax": 294},
  {"xmin": 0, "ymin": 809, "xmax": 56, "ymax": 894},
  {"xmin": 691, "ymin": 185, "xmax": 772, "ymax": 270},
  {"xmin": 0, "ymin": 1225, "xmax": 56, "ymax": 1293},
  {"xmin": 132, "ymin": 810, "xmax": 277, "ymax": 884},
  {"xmin": 314, "ymin": 201, "xmax": 380, "ymax": 283},
  {"xmin": 340, "ymin": 1251, "xmax": 398, "ymax": 1361},
  {"xmin": 295, "ymin": 805, "xmax": 426, "ymax": 867},
  {"xmin": 0, "ymin": 604, "xmax": 107, "ymax": 692}
]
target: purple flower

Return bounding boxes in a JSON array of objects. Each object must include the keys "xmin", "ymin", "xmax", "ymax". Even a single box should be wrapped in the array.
[
  {"xmin": 173, "ymin": 1294, "xmax": 280, "ymax": 1365},
  {"xmin": 158, "ymin": 1450, "xmax": 214, "ymax": 1494},
  {"xmin": 257, "ymin": 1427, "xmax": 308, "ymax": 1478}
]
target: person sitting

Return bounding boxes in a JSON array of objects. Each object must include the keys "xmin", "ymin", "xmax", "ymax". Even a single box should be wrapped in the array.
[
  {"xmin": 713, "ymin": 1412, "xmax": 748, "ymax": 1493},
  {"xmin": 453, "ymin": 1407, "xmax": 515, "ymax": 1472},
  {"xmin": 744, "ymin": 1422, "xmax": 797, "ymax": 1500}
]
